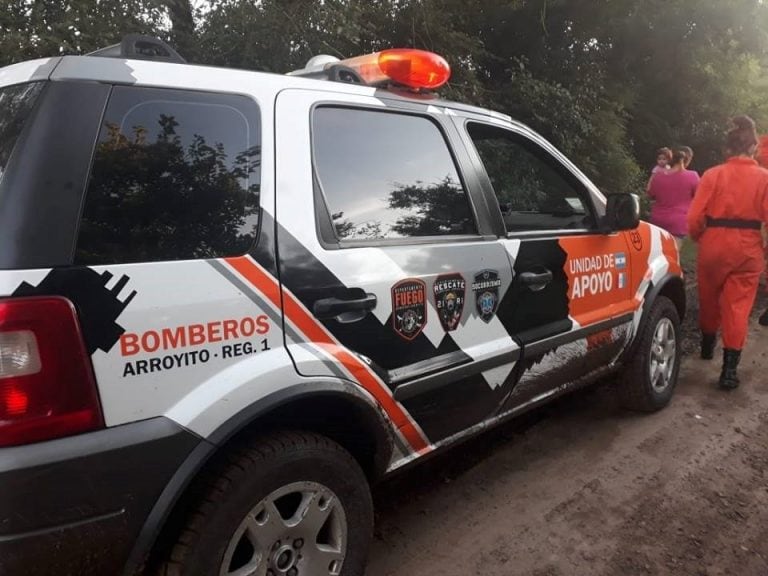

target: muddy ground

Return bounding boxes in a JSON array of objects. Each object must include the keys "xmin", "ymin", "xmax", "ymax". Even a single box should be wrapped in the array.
[{"xmin": 367, "ymin": 272, "xmax": 768, "ymax": 576}]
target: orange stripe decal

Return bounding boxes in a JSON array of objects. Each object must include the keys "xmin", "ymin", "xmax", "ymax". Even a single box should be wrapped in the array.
[{"xmin": 224, "ymin": 256, "xmax": 430, "ymax": 453}]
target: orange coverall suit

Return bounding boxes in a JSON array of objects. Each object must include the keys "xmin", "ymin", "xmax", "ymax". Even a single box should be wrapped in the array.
[
  {"xmin": 758, "ymin": 136, "xmax": 768, "ymax": 277},
  {"xmin": 688, "ymin": 157, "xmax": 768, "ymax": 350}
]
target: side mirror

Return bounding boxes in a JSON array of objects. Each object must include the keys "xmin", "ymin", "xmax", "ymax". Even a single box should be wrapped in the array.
[{"xmin": 602, "ymin": 193, "xmax": 640, "ymax": 232}]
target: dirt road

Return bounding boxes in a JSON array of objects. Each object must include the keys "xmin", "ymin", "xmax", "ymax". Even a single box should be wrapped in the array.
[{"xmin": 368, "ymin": 303, "xmax": 768, "ymax": 575}]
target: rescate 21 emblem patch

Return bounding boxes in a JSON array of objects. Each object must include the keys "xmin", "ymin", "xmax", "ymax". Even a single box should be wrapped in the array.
[
  {"xmin": 392, "ymin": 278, "xmax": 427, "ymax": 340},
  {"xmin": 433, "ymin": 273, "xmax": 466, "ymax": 332},
  {"xmin": 472, "ymin": 270, "xmax": 501, "ymax": 323}
]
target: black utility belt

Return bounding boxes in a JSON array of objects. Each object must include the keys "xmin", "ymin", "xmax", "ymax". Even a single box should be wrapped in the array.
[{"xmin": 705, "ymin": 216, "xmax": 762, "ymax": 230}]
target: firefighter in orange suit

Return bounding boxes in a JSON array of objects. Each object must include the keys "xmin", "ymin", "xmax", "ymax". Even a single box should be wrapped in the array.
[
  {"xmin": 757, "ymin": 134, "xmax": 768, "ymax": 327},
  {"xmin": 688, "ymin": 116, "xmax": 768, "ymax": 389}
]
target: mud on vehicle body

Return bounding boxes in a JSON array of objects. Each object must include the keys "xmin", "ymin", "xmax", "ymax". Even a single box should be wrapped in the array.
[{"xmin": 0, "ymin": 36, "xmax": 684, "ymax": 576}]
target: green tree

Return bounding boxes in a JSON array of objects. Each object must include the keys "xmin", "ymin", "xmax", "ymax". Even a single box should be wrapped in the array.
[
  {"xmin": 4, "ymin": 0, "xmax": 768, "ymax": 193},
  {"xmin": 0, "ymin": 0, "xmax": 166, "ymax": 66}
]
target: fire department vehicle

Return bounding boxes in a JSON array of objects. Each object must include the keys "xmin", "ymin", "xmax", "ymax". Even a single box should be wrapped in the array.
[{"xmin": 0, "ymin": 35, "xmax": 685, "ymax": 576}]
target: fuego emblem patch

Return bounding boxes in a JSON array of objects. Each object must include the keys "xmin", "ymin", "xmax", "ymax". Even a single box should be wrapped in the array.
[
  {"xmin": 433, "ymin": 273, "xmax": 466, "ymax": 332},
  {"xmin": 392, "ymin": 279, "xmax": 427, "ymax": 340},
  {"xmin": 472, "ymin": 270, "xmax": 501, "ymax": 323}
]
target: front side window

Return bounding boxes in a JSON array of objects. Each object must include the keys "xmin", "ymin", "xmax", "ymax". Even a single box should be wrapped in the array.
[
  {"xmin": 467, "ymin": 123, "xmax": 595, "ymax": 233},
  {"xmin": 76, "ymin": 87, "xmax": 261, "ymax": 264},
  {"xmin": 313, "ymin": 107, "xmax": 476, "ymax": 242}
]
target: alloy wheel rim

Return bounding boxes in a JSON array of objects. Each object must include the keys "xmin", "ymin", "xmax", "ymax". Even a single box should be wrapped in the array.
[
  {"xmin": 220, "ymin": 481, "xmax": 347, "ymax": 576},
  {"xmin": 649, "ymin": 317, "xmax": 676, "ymax": 393}
]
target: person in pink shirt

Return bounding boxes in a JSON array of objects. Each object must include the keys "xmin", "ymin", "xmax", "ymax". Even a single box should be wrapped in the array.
[{"xmin": 648, "ymin": 147, "xmax": 700, "ymax": 248}]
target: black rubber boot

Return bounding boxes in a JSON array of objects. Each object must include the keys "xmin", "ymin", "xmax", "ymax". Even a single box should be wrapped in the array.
[
  {"xmin": 701, "ymin": 333, "xmax": 716, "ymax": 360},
  {"xmin": 759, "ymin": 308, "xmax": 768, "ymax": 327},
  {"xmin": 718, "ymin": 349, "xmax": 741, "ymax": 390}
]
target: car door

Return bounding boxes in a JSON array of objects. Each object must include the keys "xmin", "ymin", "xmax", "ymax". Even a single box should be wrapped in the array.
[
  {"xmin": 274, "ymin": 90, "xmax": 521, "ymax": 444},
  {"xmin": 456, "ymin": 116, "xmax": 636, "ymax": 409}
]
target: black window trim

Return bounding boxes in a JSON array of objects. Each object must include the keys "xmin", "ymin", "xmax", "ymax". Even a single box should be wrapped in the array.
[
  {"xmin": 461, "ymin": 118, "xmax": 603, "ymax": 239},
  {"xmin": 0, "ymin": 80, "xmax": 113, "ymax": 269},
  {"xmin": 309, "ymin": 101, "xmax": 487, "ymax": 250},
  {"xmin": 71, "ymin": 83, "xmax": 114, "ymax": 264},
  {"xmin": 494, "ymin": 228, "xmax": 625, "ymax": 241},
  {"xmin": 74, "ymin": 83, "xmax": 264, "ymax": 265}
]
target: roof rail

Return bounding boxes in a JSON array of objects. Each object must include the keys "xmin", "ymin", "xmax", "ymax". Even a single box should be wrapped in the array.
[
  {"xmin": 87, "ymin": 34, "xmax": 186, "ymax": 64},
  {"xmin": 288, "ymin": 55, "xmax": 365, "ymax": 85}
]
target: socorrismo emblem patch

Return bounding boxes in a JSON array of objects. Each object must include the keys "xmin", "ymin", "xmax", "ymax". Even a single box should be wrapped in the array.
[{"xmin": 472, "ymin": 269, "xmax": 501, "ymax": 323}]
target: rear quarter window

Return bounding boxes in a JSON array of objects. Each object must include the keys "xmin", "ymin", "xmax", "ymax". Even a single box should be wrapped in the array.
[{"xmin": 76, "ymin": 87, "xmax": 261, "ymax": 264}]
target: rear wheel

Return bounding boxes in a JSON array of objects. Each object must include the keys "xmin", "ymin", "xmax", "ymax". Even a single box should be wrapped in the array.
[
  {"xmin": 620, "ymin": 296, "xmax": 681, "ymax": 412},
  {"xmin": 158, "ymin": 431, "xmax": 373, "ymax": 576}
]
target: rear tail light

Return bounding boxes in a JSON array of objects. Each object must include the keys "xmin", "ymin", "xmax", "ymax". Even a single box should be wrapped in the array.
[{"xmin": 0, "ymin": 297, "xmax": 103, "ymax": 447}]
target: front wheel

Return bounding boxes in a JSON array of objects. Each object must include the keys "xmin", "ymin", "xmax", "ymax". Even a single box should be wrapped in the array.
[
  {"xmin": 157, "ymin": 431, "xmax": 373, "ymax": 576},
  {"xmin": 619, "ymin": 296, "xmax": 681, "ymax": 412}
]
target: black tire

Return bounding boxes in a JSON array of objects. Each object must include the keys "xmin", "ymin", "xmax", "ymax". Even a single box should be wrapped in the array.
[
  {"xmin": 619, "ymin": 295, "xmax": 681, "ymax": 412},
  {"xmin": 157, "ymin": 431, "xmax": 373, "ymax": 576}
]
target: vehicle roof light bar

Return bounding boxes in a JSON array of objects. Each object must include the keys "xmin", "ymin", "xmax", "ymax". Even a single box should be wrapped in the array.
[{"xmin": 290, "ymin": 48, "xmax": 451, "ymax": 90}]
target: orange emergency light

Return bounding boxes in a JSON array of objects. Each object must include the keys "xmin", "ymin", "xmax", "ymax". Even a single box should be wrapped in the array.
[{"xmin": 338, "ymin": 49, "xmax": 451, "ymax": 90}]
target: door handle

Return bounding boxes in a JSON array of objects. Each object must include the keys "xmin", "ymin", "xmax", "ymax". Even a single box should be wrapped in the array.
[
  {"xmin": 519, "ymin": 270, "xmax": 553, "ymax": 292},
  {"xmin": 313, "ymin": 293, "xmax": 377, "ymax": 320}
]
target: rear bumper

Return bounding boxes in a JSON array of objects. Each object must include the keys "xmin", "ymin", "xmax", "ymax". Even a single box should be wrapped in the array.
[{"xmin": 0, "ymin": 417, "xmax": 200, "ymax": 576}]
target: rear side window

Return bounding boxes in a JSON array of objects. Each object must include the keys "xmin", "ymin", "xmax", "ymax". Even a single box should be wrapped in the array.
[
  {"xmin": 313, "ymin": 107, "xmax": 476, "ymax": 242},
  {"xmin": 76, "ymin": 87, "xmax": 261, "ymax": 264},
  {"xmin": 0, "ymin": 83, "xmax": 44, "ymax": 182}
]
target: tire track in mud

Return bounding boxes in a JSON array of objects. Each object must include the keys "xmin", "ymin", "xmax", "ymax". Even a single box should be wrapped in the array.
[
  {"xmin": 605, "ymin": 408, "xmax": 768, "ymax": 576},
  {"xmin": 368, "ymin": 313, "xmax": 768, "ymax": 576}
]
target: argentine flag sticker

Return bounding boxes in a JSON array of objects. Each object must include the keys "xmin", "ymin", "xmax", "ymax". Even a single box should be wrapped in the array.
[
  {"xmin": 615, "ymin": 252, "xmax": 627, "ymax": 269},
  {"xmin": 618, "ymin": 272, "xmax": 626, "ymax": 289}
]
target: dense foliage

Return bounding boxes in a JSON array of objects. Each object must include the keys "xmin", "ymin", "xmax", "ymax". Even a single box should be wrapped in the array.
[{"xmin": 3, "ymin": 0, "xmax": 768, "ymax": 193}]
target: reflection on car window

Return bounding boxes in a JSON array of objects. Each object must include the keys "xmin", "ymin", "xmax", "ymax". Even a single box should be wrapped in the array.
[
  {"xmin": 0, "ymin": 82, "xmax": 44, "ymax": 183},
  {"xmin": 467, "ymin": 123, "xmax": 594, "ymax": 232},
  {"xmin": 76, "ymin": 87, "xmax": 261, "ymax": 264},
  {"xmin": 313, "ymin": 107, "xmax": 476, "ymax": 241}
]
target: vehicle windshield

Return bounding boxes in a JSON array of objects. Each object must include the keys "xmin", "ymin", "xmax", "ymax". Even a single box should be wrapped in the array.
[{"xmin": 0, "ymin": 82, "xmax": 44, "ymax": 184}]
